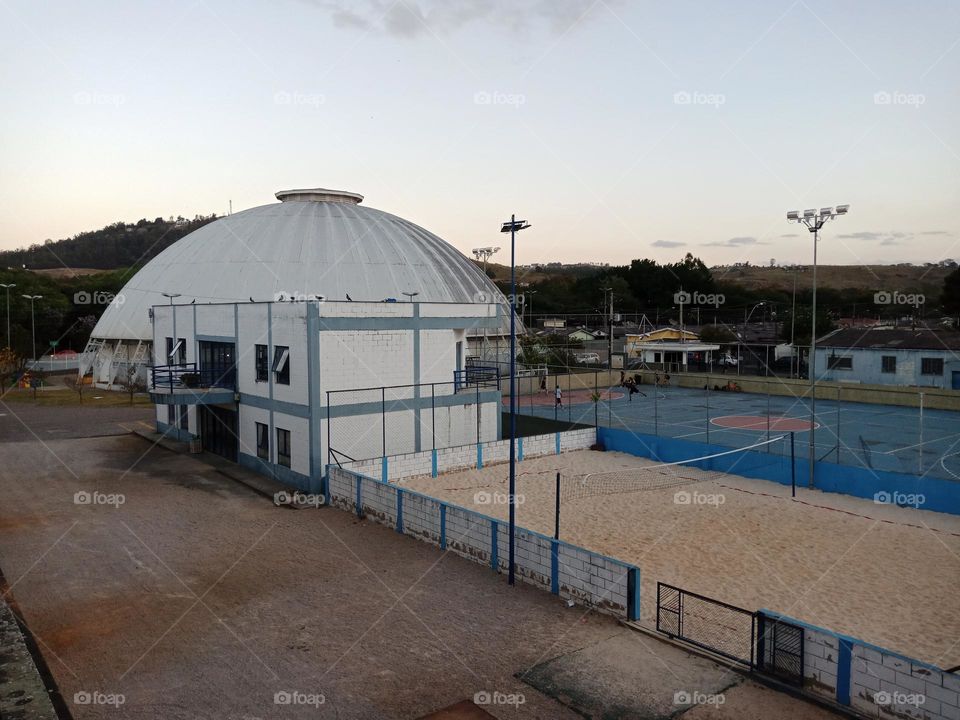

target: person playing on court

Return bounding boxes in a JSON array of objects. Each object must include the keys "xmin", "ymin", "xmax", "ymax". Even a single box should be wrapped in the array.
[
  {"xmin": 555, "ymin": 384, "xmax": 563, "ymax": 409},
  {"xmin": 539, "ymin": 373, "xmax": 547, "ymax": 394}
]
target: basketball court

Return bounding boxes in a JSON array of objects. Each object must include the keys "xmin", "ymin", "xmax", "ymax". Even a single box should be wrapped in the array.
[
  {"xmin": 401, "ymin": 446, "xmax": 960, "ymax": 668},
  {"xmin": 510, "ymin": 382, "xmax": 960, "ymax": 479}
]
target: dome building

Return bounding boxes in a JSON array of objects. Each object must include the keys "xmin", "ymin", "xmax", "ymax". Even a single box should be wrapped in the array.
[{"xmin": 83, "ymin": 188, "xmax": 512, "ymax": 387}]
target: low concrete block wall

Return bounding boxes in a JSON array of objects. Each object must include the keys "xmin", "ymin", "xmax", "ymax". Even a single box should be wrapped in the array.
[{"xmin": 327, "ymin": 465, "xmax": 640, "ymax": 620}]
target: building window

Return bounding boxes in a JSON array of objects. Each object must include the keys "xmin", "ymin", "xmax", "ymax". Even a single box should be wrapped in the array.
[
  {"xmin": 921, "ymin": 358, "xmax": 944, "ymax": 376},
  {"xmin": 276, "ymin": 427, "xmax": 291, "ymax": 468},
  {"xmin": 255, "ymin": 344, "xmax": 268, "ymax": 382},
  {"xmin": 179, "ymin": 405, "xmax": 188, "ymax": 430},
  {"xmin": 828, "ymin": 355, "xmax": 852, "ymax": 370},
  {"xmin": 167, "ymin": 404, "xmax": 176, "ymax": 424},
  {"xmin": 881, "ymin": 356, "xmax": 896, "ymax": 374},
  {"xmin": 273, "ymin": 346, "xmax": 290, "ymax": 385},
  {"xmin": 256, "ymin": 422, "xmax": 269, "ymax": 460}
]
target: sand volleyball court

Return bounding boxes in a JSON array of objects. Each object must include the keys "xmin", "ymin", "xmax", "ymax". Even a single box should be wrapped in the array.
[{"xmin": 402, "ymin": 448, "xmax": 960, "ymax": 667}]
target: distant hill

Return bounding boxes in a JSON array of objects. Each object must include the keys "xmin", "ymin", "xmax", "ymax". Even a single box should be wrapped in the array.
[
  {"xmin": 0, "ymin": 214, "xmax": 218, "ymax": 271},
  {"xmin": 712, "ymin": 263, "xmax": 954, "ymax": 297}
]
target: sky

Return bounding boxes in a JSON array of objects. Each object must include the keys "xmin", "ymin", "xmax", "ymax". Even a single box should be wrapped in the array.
[{"xmin": 0, "ymin": 0, "xmax": 958, "ymax": 269}]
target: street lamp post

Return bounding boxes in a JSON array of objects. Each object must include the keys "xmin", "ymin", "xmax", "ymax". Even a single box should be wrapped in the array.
[
  {"xmin": 601, "ymin": 287, "xmax": 614, "ymax": 367},
  {"xmin": 0, "ymin": 283, "xmax": 15, "ymax": 349},
  {"xmin": 787, "ymin": 205, "xmax": 849, "ymax": 488},
  {"xmin": 500, "ymin": 216, "xmax": 530, "ymax": 587},
  {"xmin": 22, "ymin": 294, "xmax": 42, "ymax": 362},
  {"xmin": 402, "ymin": 292, "xmax": 419, "ymax": 302},
  {"xmin": 526, "ymin": 290, "xmax": 537, "ymax": 331}
]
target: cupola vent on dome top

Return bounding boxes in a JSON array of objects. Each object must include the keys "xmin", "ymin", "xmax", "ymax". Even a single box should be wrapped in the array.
[{"xmin": 274, "ymin": 188, "xmax": 363, "ymax": 204}]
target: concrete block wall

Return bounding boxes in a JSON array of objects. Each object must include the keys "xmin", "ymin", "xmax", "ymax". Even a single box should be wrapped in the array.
[
  {"xmin": 341, "ymin": 428, "xmax": 597, "ymax": 484},
  {"xmin": 326, "ymin": 466, "xmax": 638, "ymax": 620},
  {"xmin": 761, "ymin": 610, "xmax": 960, "ymax": 720}
]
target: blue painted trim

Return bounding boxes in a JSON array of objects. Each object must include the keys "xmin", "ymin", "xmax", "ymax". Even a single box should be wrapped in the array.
[
  {"xmin": 440, "ymin": 504, "xmax": 447, "ymax": 549},
  {"xmin": 239, "ymin": 393, "xmax": 310, "ymax": 418},
  {"xmin": 431, "ymin": 449, "xmax": 438, "ymax": 478},
  {"xmin": 758, "ymin": 608, "xmax": 947, "ymax": 672},
  {"xmin": 381, "ymin": 457, "xmax": 388, "ymax": 483},
  {"xmin": 196, "ymin": 333, "xmax": 236, "ymax": 343},
  {"xmin": 317, "ymin": 316, "xmax": 499, "ymax": 331},
  {"xmin": 837, "ymin": 638, "xmax": 852, "ymax": 705},
  {"xmin": 324, "ymin": 390, "xmax": 500, "ymax": 420},
  {"xmin": 151, "ymin": 389, "xmax": 235, "ymax": 406},
  {"xmin": 356, "ymin": 475, "xmax": 363, "ymax": 518},
  {"xmin": 555, "ymin": 432, "xmax": 561, "ymax": 455},
  {"xmin": 237, "ymin": 452, "xmax": 311, "ymax": 491},
  {"xmin": 156, "ymin": 420, "xmax": 193, "ymax": 442},
  {"xmin": 628, "ymin": 568, "xmax": 641, "ymax": 621},
  {"xmin": 396, "ymin": 488, "xmax": 404, "ymax": 533},
  {"xmin": 477, "ymin": 443, "xmax": 483, "ymax": 469},
  {"xmin": 490, "ymin": 519, "xmax": 498, "ymax": 569},
  {"xmin": 306, "ymin": 303, "xmax": 322, "ymax": 482},
  {"xmin": 550, "ymin": 539, "xmax": 559, "ymax": 594},
  {"xmin": 518, "ymin": 437, "xmax": 524, "ymax": 461},
  {"xmin": 267, "ymin": 305, "xmax": 275, "ymax": 465}
]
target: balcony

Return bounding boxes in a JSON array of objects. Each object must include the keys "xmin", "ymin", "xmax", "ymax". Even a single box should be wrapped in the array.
[{"xmin": 150, "ymin": 363, "xmax": 237, "ymax": 405}]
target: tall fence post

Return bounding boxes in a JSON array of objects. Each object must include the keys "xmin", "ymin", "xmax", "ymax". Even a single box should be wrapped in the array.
[
  {"xmin": 836, "ymin": 385, "xmax": 841, "ymax": 465},
  {"xmin": 431, "ymin": 384, "xmax": 436, "ymax": 451},
  {"xmin": 705, "ymin": 384, "xmax": 710, "ymax": 443},
  {"xmin": 919, "ymin": 391, "xmax": 924, "ymax": 474},
  {"xmin": 554, "ymin": 472, "xmax": 561, "ymax": 540},
  {"xmin": 381, "ymin": 386, "xmax": 386, "ymax": 458},
  {"xmin": 476, "ymin": 383, "xmax": 481, "ymax": 444},
  {"xmin": 654, "ymin": 383, "xmax": 659, "ymax": 435},
  {"xmin": 790, "ymin": 431, "xmax": 796, "ymax": 497},
  {"xmin": 326, "ymin": 390, "xmax": 331, "ymax": 468}
]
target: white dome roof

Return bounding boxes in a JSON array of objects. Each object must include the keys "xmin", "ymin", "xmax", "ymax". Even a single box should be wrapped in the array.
[{"xmin": 93, "ymin": 190, "xmax": 508, "ymax": 341}]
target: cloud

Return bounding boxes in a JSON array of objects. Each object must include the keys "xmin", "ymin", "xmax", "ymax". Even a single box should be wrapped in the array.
[
  {"xmin": 780, "ymin": 233, "xmax": 800, "ymax": 238},
  {"xmin": 307, "ymin": 0, "xmax": 615, "ymax": 37},
  {"xmin": 836, "ymin": 230, "xmax": 912, "ymax": 246},
  {"xmin": 703, "ymin": 236, "xmax": 767, "ymax": 247},
  {"xmin": 651, "ymin": 240, "xmax": 685, "ymax": 248},
  {"xmin": 920, "ymin": 230, "xmax": 949, "ymax": 236}
]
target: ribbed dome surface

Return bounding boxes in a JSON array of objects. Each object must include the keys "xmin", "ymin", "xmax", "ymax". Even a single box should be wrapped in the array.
[{"xmin": 93, "ymin": 195, "xmax": 507, "ymax": 340}]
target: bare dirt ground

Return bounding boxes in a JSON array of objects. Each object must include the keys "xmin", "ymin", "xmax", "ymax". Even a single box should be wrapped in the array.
[
  {"xmin": 0, "ymin": 411, "xmax": 842, "ymax": 719},
  {"xmin": 403, "ymin": 449, "xmax": 960, "ymax": 668}
]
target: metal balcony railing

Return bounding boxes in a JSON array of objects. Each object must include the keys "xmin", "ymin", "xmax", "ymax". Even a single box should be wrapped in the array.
[{"xmin": 151, "ymin": 363, "xmax": 236, "ymax": 393}]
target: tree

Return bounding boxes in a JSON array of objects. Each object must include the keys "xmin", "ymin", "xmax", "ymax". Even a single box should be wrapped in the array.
[
  {"xmin": 699, "ymin": 325, "xmax": 738, "ymax": 343},
  {"xmin": 0, "ymin": 347, "xmax": 23, "ymax": 395},
  {"xmin": 942, "ymin": 267, "xmax": 960, "ymax": 316},
  {"xmin": 119, "ymin": 366, "xmax": 147, "ymax": 405},
  {"xmin": 63, "ymin": 374, "xmax": 85, "ymax": 404}
]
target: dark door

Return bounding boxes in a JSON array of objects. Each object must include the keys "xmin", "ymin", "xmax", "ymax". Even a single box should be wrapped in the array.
[
  {"xmin": 199, "ymin": 341, "xmax": 236, "ymax": 388},
  {"xmin": 198, "ymin": 406, "xmax": 238, "ymax": 461}
]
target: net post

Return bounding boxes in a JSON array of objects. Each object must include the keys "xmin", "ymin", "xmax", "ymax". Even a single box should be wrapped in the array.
[
  {"xmin": 919, "ymin": 391, "xmax": 924, "ymax": 474},
  {"xmin": 705, "ymin": 383, "xmax": 710, "ymax": 443},
  {"xmin": 554, "ymin": 472, "xmax": 560, "ymax": 540},
  {"xmin": 836, "ymin": 385, "xmax": 841, "ymax": 464},
  {"xmin": 325, "ymin": 390, "xmax": 331, "ymax": 469},
  {"xmin": 790, "ymin": 431, "xmax": 796, "ymax": 497}
]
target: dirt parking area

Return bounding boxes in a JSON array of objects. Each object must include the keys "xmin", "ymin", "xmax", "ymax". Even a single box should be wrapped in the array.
[{"xmin": 0, "ymin": 408, "xmax": 843, "ymax": 719}]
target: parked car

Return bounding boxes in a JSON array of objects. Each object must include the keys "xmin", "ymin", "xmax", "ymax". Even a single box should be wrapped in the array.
[
  {"xmin": 575, "ymin": 352, "xmax": 601, "ymax": 364},
  {"xmin": 717, "ymin": 354, "xmax": 740, "ymax": 367}
]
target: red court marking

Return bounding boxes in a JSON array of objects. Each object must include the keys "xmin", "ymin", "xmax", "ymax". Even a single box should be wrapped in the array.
[
  {"xmin": 502, "ymin": 389, "xmax": 625, "ymax": 406},
  {"xmin": 711, "ymin": 414, "xmax": 819, "ymax": 431}
]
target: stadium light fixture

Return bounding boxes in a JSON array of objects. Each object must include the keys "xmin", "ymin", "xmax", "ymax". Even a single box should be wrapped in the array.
[
  {"xmin": 21, "ymin": 294, "xmax": 42, "ymax": 362},
  {"xmin": 786, "ymin": 204, "xmax": 850, "ymax": 488},
  {"xmin": 502, "ymin": 213, "xmax": 531, "ymax": 587},
  {"xmin": 0, "ymin": 283, "xmax": 15, "ymax": 349},
  {"xmin": 402, "ymin": 292, "xmax": 419, "ymax": 302}
]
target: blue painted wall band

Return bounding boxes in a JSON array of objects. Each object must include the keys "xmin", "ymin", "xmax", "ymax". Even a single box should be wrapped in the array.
[
  {"xmin": 628, "ymin": 568, "xmax": 641, "ymax": 621},
  {"xmin": 440, "ymin": 504, "xmax": 446, "ymax": 549},
  {"xmin": 431, "ymin": 449, "xmax": 438, "ymax": 478},
  {"xmin": 477, "ymin": 443, "xmax": 483, "ymax": 469},
  {"xmin": 382, "ymin": 456, "xmax": 388, "ymax": 483},
  {"xmin": 555, "ymin": 432, "xmax": 561, "ymax": 455},
  {"xmin": 355, "ymin": 475, "xmax": 362, "ymax": 518},
  {"xmin": 518, "ymin": 437, "xmax": 524, "ymax": 461},
  {"xmin": 837, "ymin": 638, "xmax": 852, "ymax": 705},
  {"xmin": 490, "ymin": 519, "xmax": 498, "ymax": 569},
  {"xmin": 550, "ymin": 539, "xmax": 559, "ymax": 594}
]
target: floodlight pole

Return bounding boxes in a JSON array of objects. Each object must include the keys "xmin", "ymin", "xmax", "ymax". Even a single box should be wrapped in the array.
[
  {"xmin": 500, "ymin": 216, "xmax": 529, "ymax": 587},
  {"xmin": 0, "ymin": 283, "xmax": 15, "ymax": 349},
  {"xmin": 787, "ymin": 205, "xmax": 848, "ymax": 488},
  {"xmin": 22, "ymin": 295, "xmax": 42, "ymax": 362}
]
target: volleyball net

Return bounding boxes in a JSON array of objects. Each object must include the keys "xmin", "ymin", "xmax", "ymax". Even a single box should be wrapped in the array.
[{"xmin": 560, "ymin": 435, "xmax": 793, "ymax": 504}]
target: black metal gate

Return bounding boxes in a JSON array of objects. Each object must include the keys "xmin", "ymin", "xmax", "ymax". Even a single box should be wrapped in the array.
[
  {"xmin": 656, "ymin": 582, "xmax": 756, "ymax": 667},
  {"xmin": 756, "ymin": 612, "xmax": 804, "ymax": 686}
]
